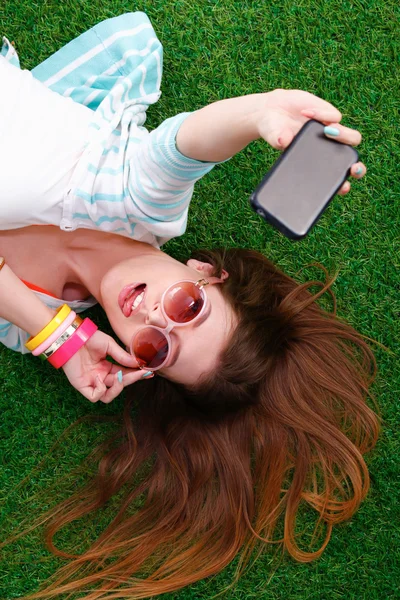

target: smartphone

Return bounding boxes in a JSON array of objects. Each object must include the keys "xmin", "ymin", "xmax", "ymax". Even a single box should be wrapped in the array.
[{"xmin": 249, "ymin": 119, "xmax": 359, "ymax": 239}]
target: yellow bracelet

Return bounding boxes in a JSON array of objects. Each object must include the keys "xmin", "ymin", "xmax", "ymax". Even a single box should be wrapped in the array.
[{"xmin": 25, "ymin": 304, "xmax": 72, "ymax": 352}]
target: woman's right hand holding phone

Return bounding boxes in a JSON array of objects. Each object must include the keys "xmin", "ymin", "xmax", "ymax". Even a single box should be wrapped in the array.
[
  {"xmin": 176, "ymin": 89, "xmax": 365, "ymax": 196},
  {"xmin": 256, "ymin": 89, "xmax": 366, "ymax": 195}
]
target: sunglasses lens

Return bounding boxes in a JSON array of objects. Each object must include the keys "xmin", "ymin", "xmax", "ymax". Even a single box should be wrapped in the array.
[
  {"xmin": 132, "ymin": 328, "xmax": 169, "ymax": 369},
  {"xmin": 164, "ymin": 282, "xmax": 205, "ymax": 323}
]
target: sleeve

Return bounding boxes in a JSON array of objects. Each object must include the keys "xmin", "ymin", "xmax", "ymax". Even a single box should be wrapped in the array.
[
  {"xmin": 128, "ymin": 112, "xmax": 227, "ymax": 227},
  {"xmin": 1, "ymin": 37, "xmax": 20, "ymax": 67},
  {"xmin": 0, "ymin": 319, "xmax": 30, "ymax": 353},
  {"xmin": 31, "ymin": 12, "xmax": 162, "ymax": 111}
]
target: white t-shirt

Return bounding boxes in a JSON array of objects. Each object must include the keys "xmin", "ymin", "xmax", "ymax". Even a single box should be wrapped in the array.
[
  {"xmin": 0, "ymin": 56, "xmax": 93, "ymax": 229},
  {"xmin": 0, "ymin": 13, "xmax": 223, "ymax": 353}
]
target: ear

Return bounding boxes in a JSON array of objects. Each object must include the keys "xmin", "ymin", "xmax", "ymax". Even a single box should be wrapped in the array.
[
  {"xmin": 186, "ymin": 259, "xmax": 215, "ymax": 276},
  {"xmin": 186, "ymin": 259, "xmax": 229, "ymax": 281}
]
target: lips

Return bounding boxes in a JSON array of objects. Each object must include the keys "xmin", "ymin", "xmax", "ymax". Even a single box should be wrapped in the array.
[{"xmin": 118, "ymin": 283, "xmax": 147, "ymax": 318}]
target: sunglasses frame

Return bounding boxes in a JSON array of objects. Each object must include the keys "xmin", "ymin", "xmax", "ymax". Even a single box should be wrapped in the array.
[{"xmin": 130, "ymin": 278, "xmax": 210, "ymax": 371}]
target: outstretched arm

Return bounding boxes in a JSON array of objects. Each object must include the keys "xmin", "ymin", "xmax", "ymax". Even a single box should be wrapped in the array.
[
  {"xmin": 128, "ymin": 90, "xmax": 365, "ymax": 234},
  {"xmin": 176, "ymin": 93, "xmax": 263, "ymax": 162},
  {"xmin": 176, "ymin": 89, "xmax": 366, "ymax": 193}
]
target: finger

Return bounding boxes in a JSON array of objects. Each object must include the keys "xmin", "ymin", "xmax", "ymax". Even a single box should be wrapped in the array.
[
  {"xmin": 299, "ymin": 93, "xmax": 342, "ymax": 122},
  {"xmin": 301, "ymin": 107, "xmax": 342, "ymax": 124},
  {"xmin": 323, "ymin": 123, "xmax": 362, "ymax": 146},
  {"xmin": 103, "ymin": 368, "xmax": 154, "ymax": 388},
  {"xmin": 338, "ymin": 180, "xmax": 351, "ymax": 196},
  {"xmin": 98, "ymin": 372, "xmax": 124, "ymax": 404},
  {"xmin": 105, "ymin": 336, "xmax": 139, "ymax": 368},
  {"xmin": 122, "ymin": 369, "xmax": 154, "ymax": 386},
  {"xmin": 99, "ymin": 370, "xmax": 152, "ymax": 404},
  {"xmin": 82, "ymin": 375, "xmax": 107, "ymax": 403},
  {"xmin": 350, "ymin": 162, "xmax": 366, "ymax": 179},
  {"xmin": 106, "ymin": 363, "xmax": 138, "ymax": 378}
]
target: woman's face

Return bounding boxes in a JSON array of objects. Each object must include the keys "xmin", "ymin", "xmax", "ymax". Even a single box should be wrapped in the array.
[{"xmin": 100, "ymin": 251, "xmax": 236, "ymax": 385}]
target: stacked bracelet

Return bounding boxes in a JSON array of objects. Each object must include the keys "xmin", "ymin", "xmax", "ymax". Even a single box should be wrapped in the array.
[
  {"xmin": 48, "ymin": 318, "xmax": 98, "ymax": 369},
  {"xmin": 32, "ymin": 311, "xmax": 78, "ymax": 356},
  {"xmin": 25, "ymin": 303, "xmax": 98, "ymax": 369},
  {"xmin": 42, "ymin": 321, "xmax": 82, "ymax": 359},
  {"xmin": 25, "ymin": 304, "xmax": 72, "ymax": 352}
]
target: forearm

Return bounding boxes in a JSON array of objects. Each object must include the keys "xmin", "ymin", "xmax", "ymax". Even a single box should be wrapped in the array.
[
  {"xmin": 175, "ymin": 93, "xmax": 266, "ymax": 162},
  {"xmin": 0, "ymin": 262, "xmax": 56, "ymax": 336}
]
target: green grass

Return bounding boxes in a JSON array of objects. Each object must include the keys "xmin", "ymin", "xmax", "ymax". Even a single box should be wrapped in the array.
[{"xmin": 0, "ymin": 0, "xmax": 399, "ymax": 598}]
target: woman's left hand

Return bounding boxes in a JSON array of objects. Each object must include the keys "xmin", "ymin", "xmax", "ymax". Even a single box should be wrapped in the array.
[{"xmin": 256, "ymin": 89, "xmax": 366, "ymax": 195}]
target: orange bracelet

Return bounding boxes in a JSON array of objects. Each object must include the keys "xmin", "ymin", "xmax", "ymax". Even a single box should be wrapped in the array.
[{"xmin": 0, "ymin": 258, "xmax": 5, "ymax": 271}]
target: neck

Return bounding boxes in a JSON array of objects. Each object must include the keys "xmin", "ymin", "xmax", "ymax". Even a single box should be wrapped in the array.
[{"xmin": 65, "ymin": 229, "xmax": 162, "ymax": 300}]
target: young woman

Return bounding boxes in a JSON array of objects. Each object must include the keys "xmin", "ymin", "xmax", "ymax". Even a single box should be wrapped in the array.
[{"xmin": 0, "ymin": 12, "xmax": 379, "ymax": 599}]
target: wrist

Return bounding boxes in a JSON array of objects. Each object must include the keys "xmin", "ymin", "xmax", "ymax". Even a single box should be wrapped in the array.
[
  {"xmin": 243, "ymin": 92, "xmax": 271, "ymax": 142},
  {"xmin": 250, "ymin": 90, "xmax": 279, "ymax": 139},
  {"xmin": 175, "ymin": 93, "xmax": 269, "ymax": 163}
]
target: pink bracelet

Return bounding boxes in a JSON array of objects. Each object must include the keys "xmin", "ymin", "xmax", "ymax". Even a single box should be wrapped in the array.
[
  {"xmin": 47, "ymin": 318, "xmax": 98, "ymax": 369},
  {"xmin": 32, "ymin": 311, "xmax": 77, "ymax": 356}
]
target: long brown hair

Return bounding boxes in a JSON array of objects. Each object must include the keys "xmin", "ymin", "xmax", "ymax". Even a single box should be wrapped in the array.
[{"xmin": 21, "ymin": 249, "xmax": 380, "ymax": 599}]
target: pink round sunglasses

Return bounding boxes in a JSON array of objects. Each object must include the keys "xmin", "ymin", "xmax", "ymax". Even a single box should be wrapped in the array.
[{"xmin": 130, "ymin": 278, "xmax": 214, "ymax": 371}]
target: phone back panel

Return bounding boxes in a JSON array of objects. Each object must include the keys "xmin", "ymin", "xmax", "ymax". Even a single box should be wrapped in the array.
[{"xmin": 250, "ymin": 120, "xmax": 358, "ymax": 239}]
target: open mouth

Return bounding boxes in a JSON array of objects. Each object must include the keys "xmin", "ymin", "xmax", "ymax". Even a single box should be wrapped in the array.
[{"xmin": 118, "ymin": 283, "xmax": 147, "ymax": 318}]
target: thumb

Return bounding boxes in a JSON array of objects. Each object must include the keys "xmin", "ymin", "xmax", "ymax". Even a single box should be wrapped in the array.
[
  {"xmin": 105, "ymin": 336, "xmax": 139, "ymax": 368},
  {"xmin": 258, "ymin": 111, "xmax": 295, "ymax": 149},
  {"xmin": 275, "ymin": 126, "xmax": 295, "ymax": 150},
  {"xmin": 263, "ymin": 124, "xmax": 294, "ymax": 150}
]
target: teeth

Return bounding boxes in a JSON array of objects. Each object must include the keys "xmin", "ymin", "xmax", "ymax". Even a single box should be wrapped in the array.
[{"xmin": 131, "ymin": 291, "xmax": 144, "ymax": 311}]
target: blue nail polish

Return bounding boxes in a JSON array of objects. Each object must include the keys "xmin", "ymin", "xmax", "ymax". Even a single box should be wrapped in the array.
[
  {"xmin": 141, "ymin": 370, "xmax": 154, "ymax": 379},
  {"xmin": 117, "ymin": 370, "xmax": 123, "ymax": 383},
  {"xmin": 355, "ymin": 166, "xmax": 363, "ymax": 175},
  {"xmin": 324, "ymin": 126, "xmax": 340, "ymax": 137}
]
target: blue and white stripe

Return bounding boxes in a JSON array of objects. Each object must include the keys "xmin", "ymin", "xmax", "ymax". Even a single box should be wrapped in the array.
[
  {"xmin": 0, "ymin": 12, "xmax": 223, "ymax": 353},
  {"xmin": 26, "ymin": 11, "xmax": 220, "ymax": 248}
]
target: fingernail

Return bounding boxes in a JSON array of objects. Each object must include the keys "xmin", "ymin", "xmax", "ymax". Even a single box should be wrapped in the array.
[
  {"xmin": 141, "ymin": 371, "xmax": 154, "ymax": 379},
  {"xmin": 355, "ymin": 166, "xmax": 363, "ymax": 175},
  {"xmin": 117, "ymin": 370, "xmax": 123, "ymax": 383},
  {"xmin": 324, "ymin": 126, "xmax": 340, "ymax": 137}
]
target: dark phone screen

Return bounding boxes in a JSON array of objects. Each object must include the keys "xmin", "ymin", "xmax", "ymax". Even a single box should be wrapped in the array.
[{"xmin": 255, "ymin": 121, "xmax": 358, "ymax": 237}]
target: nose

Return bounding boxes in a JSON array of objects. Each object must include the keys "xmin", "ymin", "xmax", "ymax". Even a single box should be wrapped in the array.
[{"xmin": 145, "ymin": 302, "xmax": 168, "ymax": 328}]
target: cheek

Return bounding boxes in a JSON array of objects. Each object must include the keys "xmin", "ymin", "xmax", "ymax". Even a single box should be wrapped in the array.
[
  {"xmin": 117, "ymin": 323, "xmax": 135, "ymax": 348},
  {"xmin": 104, "ymin": 307, "xmax": 134, "ymax": 347}
]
